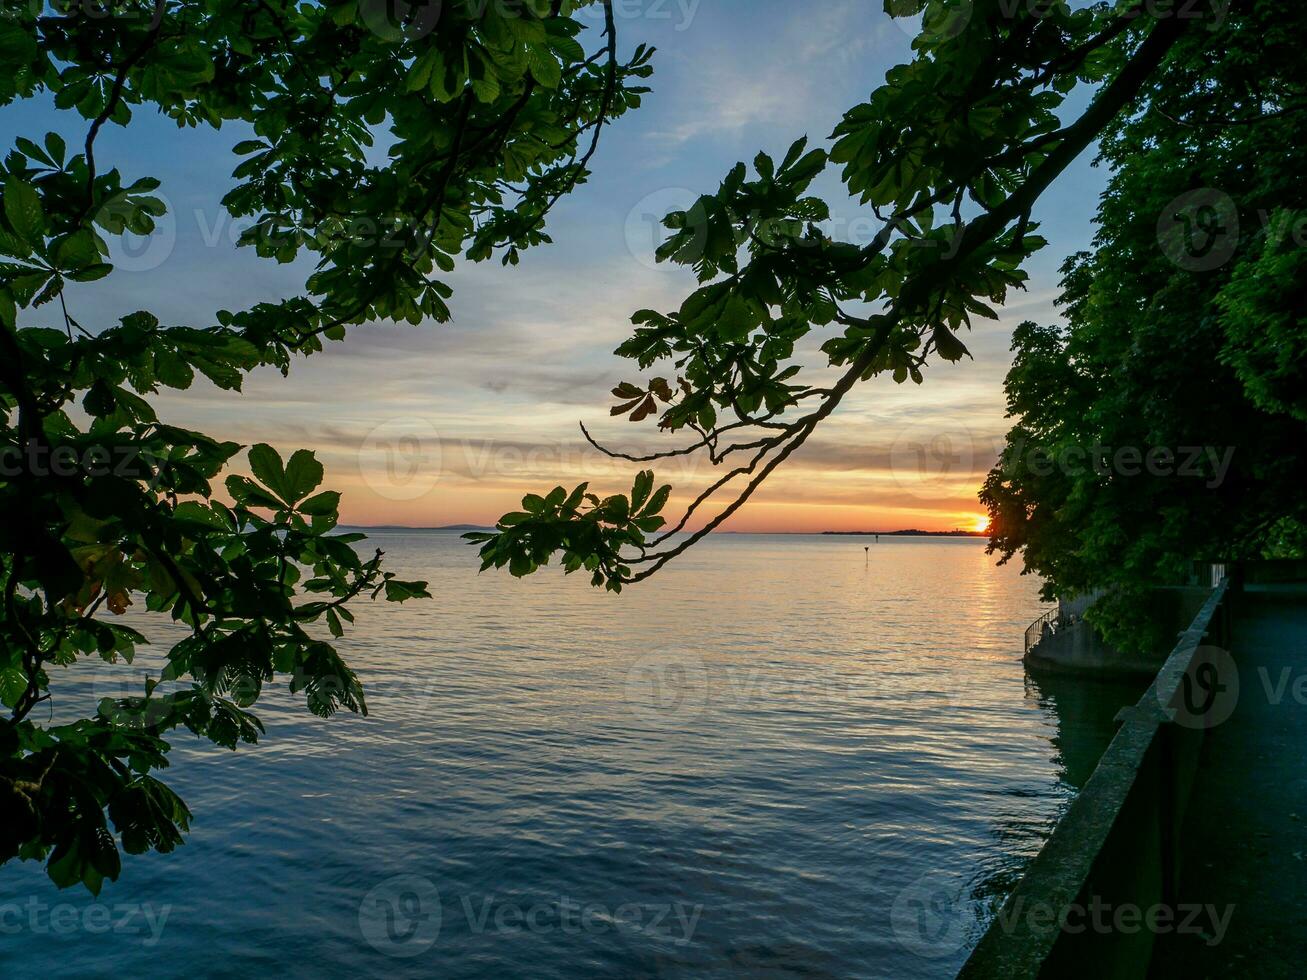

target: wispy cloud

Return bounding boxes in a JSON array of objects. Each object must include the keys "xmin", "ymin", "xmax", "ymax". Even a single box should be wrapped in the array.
[
  {"xmin": 59, "ymin": 0, "xmax": 1101, "ymax": 534},
  {"xmin": 641, "ymin": 1, "xmax": 903, "ymax": 151}
]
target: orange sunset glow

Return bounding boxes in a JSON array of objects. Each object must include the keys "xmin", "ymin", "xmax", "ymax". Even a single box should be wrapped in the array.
[{"xmin": 155, "ymin": 296, "xmax": 1029, "ymax": 535}]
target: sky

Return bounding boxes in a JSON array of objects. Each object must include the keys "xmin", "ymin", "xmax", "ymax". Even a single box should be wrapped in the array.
[{"xmin": 6, "ymin": 0, "xmax": 1110, "ymax": 533}]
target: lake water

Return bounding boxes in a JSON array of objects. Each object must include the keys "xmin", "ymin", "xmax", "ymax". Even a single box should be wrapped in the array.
[{"xmin": 0, "ymin": 533, "xmax": 1144, "ymax": 979}]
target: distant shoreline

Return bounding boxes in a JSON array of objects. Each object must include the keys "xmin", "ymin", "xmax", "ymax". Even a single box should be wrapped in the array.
[
  {"xmin": 343, "ymin": 525, "xmax": 987, "ymax": 537},
  {"xmin": 821, "ymin": 529, "xmax": 987, "ymax": 538}
]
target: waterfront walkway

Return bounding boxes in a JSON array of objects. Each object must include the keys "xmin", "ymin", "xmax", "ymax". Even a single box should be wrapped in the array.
[{"xmin": 1153, "ymin": 587, "xmax": 1307, "ymax": 977}]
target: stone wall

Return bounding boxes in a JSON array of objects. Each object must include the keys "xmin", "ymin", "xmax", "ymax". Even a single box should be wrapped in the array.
[{"xmin": 958, "ymin": 583, "xmax": 1231, "ymax": 979}]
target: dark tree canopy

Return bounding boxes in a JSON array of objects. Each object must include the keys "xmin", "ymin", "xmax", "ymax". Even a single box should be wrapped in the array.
[
  {"xmin": 0, "ymin": 0, "xmax": 649, "ymax": 892},
  {"xmin": 981, "ymin": 0, "xmax": 1307, "ymax": 651}
]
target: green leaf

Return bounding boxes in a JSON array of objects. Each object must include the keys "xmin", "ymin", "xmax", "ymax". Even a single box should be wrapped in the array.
[
  {"xmin": 247, "ymin": 443, "xmax": 287, "ymax": 502},
  {"xmin": 528, "ymin": 46, "xmax": 562, "ymax": 89},
  {"xmin": 383, "ymin": 579, "xmax": 431, "ymax": 602},
  {"xmin": 0, "ymin": 666, "xmax": 28, "ymax": 707},
  {"xmin": 631, "ymin": 470, "xmax": 654, "ymax": 512},
  {"xmin": 283, "ymin": 449, "xmax": 324, "ymax": 503},
  {"xmin": 45, "ymin": 131, "xmax": 66, "ymax": 165},
  {"xmin": 933, "ymin": 325, "xmax": 971, "ymax": 362},
  {"xmin": 3, "ymin": 177, "xmax": 45, "ymax": 247},
  {"xmin": 67, "ymin": 262, "xmax": 113, "ymax": 282},
  {"xmin": 298, "ymin": 490, "xmax": 340, "ymax": 515},
  {"xmin": 226, "ymin": 475, "xmax": 288, "ymax": 512},
  {"xmin": 644, "ymin": 484, "xmax": 672, "ymax": 517},
  {"xmin": 54, "ymin": 230, "xmax": 101, "ymax": 270}
]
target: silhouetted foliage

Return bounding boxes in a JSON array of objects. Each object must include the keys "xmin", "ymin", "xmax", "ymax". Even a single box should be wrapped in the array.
[
  {"xmin": 0, "ymin": 0, "xmax": 649, "ymax": 891},
  {"xmin": 982, "ymin": 0, "xmax": 1307, "ymax": 651}
]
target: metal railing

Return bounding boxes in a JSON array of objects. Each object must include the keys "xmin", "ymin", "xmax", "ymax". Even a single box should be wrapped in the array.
[
  {"xmin": 1025, "ymin": 572, "xmax": 1226, "ymax": 655},
  {"xmin": 1023, "ymin": 609, "xmax": 1068, "ymax": 654}
]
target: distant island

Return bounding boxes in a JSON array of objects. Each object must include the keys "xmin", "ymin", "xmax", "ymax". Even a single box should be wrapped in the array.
[{"xmin": 822, "ymin": 529, "xmax": 987, "ymax": 537}]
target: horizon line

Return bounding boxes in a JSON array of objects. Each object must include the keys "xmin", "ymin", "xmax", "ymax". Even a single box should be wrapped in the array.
[{"xmin": 340, "ymin": 524, "xmax": 989, "ymax": 537}]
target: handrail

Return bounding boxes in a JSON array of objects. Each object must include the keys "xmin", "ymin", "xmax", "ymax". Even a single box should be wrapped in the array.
[{"xmin": 1024, "ymin": 609, "xmax": 1066, "ymax": 654}]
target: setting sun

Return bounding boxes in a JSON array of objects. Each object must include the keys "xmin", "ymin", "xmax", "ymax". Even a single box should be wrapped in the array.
[{"xmin": 972, "ymin": 515, "xmax": 991, "ymax": 534}]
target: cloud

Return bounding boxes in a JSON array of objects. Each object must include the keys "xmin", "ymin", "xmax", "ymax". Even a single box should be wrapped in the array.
[
  {"xmin": 80, "ymin": 0, "xmax": 1099, "ymax": 536},
  {"xmin": 645, "ymin": 66, "xmax": 814, "ymax": 147},
  {"xmin": 641, "ymin": 1, "xmax": 903, "ymax": 151}
]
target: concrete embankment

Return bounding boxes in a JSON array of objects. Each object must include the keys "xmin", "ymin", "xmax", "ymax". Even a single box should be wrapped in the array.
[{"xmin": 958, "ymin": 582, "xmax": 1232, "ymax": 978}]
